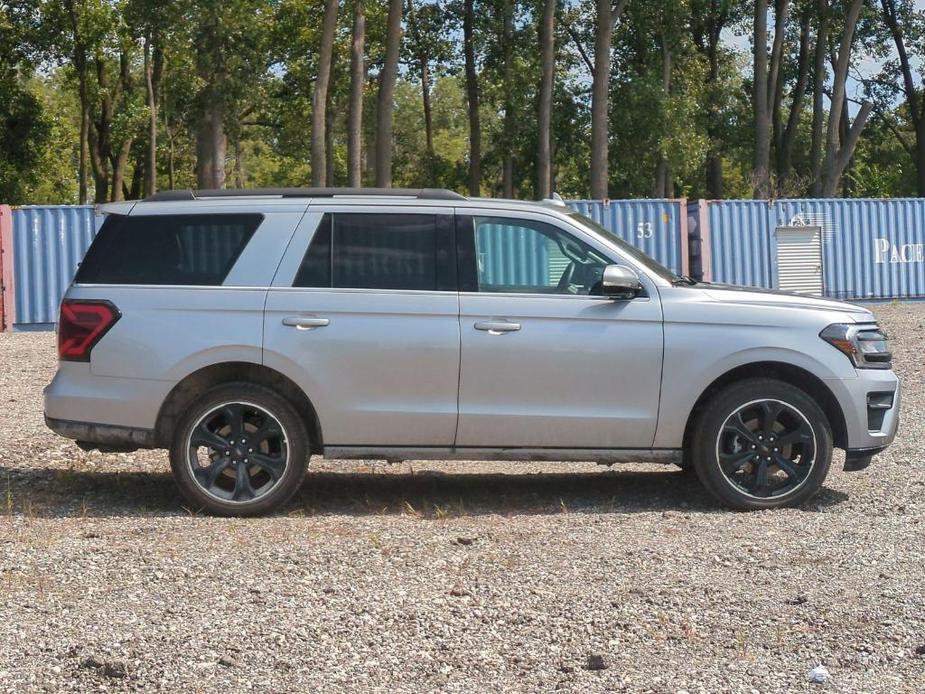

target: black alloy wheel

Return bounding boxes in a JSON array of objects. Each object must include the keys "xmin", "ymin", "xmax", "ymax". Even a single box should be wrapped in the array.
[
  {"xmin": 690, "ymin": 378, "xmax": 833, "ymax": 510},
  {"xmin": 169, "ymin": 382, "xmax": 310, "ymax": 516},
  {"xmin": 187, "ymin": 401, "xmax": 289, "ymax": 503},
  {"xmin": 716, "ymin": 399, "xmax": 816, "ymax": 499}
]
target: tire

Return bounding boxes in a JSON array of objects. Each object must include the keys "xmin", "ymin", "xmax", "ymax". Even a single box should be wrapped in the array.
[
  {"xmin": 169, "ymin": 382, "xmax": 309, "ymax": 516},
  {"xmin": 689, "ymin": 378, "xmax": 833, "ymax": 510}
]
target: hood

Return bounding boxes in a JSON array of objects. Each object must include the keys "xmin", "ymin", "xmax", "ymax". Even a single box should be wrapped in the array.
[{"xmin": 700, "ymin": 283, "xmax": 874, "ymax": 322}]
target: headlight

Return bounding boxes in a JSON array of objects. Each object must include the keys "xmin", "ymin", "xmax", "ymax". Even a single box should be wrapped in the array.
[{"xmin": 820, "ymin": 323, "xmax": 892, "ymax": 369}]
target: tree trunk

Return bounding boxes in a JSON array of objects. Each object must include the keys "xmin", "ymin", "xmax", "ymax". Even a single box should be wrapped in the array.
[
  {"xmin": 752, "ymin": 0, "xmax": 771, "ymax": 198},
  {"xmin": 590, "ymin": 0, "xmax": 613, "ymax": 199},
  {"xmin": 406, "ymin": 0, "xmax": 434, "ymax": 167},
  {"xmin": 881, "ymin": 0, "xmax": 925, "ymax": 196},
  {"xmin": 110, "ymin": 138, "xmax": 133, "ymax": 202},
  {"xmin": 78, "ymin": 90, "xmax": 90, "ymax": 204},
  {"xmin": 692, "ymin": 0, "xmax": 729, "ymax": 199},
  {"xmin": 348, "ymin": 0, "xmax": 366, "ymax": 187},
  {"xmin": 776, "ymin": 8, "xmax": 811, "ymax": 193},
  {"xmin": 196, "ymin": 116, "xmax": 214, "ymax": 188},
  {"xmin": 311, "ymin": 0, "xmax": 339, "ymax": 187},
  {"xmin": 768, "ymin": 0, "xmax": 791, "ymax": 193},
  {"xmin": 536, "ymin": 0, "xmax": 556, "ymax": 199},
  {"xmin": 233, "ymin": 135, "xmax": 245, "ymax": 187},
  {"xmin": 463, "ymin": 0, "xmax": 481, "ymax": 195},
  {"xmin": 809, "ymin": 0, "xmax": 828, "ymax": 196},
  {"xmin": 376, "ymin": 0, "xmax": 403, "ymax": 187},
  {"xmin": 820, "ymin": 0, "xmax": 866, "ymax": 196},
  {"xmin": 501, "ymin": 1, "xmax": 515, "ymax": 197},
  {"xmin": 143, "ymin": 35, "xmax": 158, "ymax": 197},
  {"xmin": 325, "ymin": 64, "xmax": 336, "ymax": 186},
  {"xmin": 64, "ymin": 0, "xmax": 90, "ymax": 203},
  {"xmin": 654, "ymin": 33, "xmax": 672, "ymax": 197},
  {"xmin": 195, "ymin": 15, "xmax": 227, "ymax": 190}
]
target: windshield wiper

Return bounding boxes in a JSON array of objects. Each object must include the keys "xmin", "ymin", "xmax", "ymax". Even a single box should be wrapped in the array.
[{"xmin": 672, "ymin": 275, "xmax": 699, "ymax": 286}]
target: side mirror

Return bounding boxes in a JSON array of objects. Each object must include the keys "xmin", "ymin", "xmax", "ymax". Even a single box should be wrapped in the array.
[{"xmin": 601, "ymin": 264, "xmax": 642, "ymax": 299}]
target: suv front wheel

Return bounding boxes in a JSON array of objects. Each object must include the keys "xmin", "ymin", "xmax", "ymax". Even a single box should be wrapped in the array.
[
  {"xmin": 690, "ymin": 378, "xmax": 833, "ymax": 510},
  {"xmin": 169, "ymin": 383, "xmax": 309, "ymax": 516}
]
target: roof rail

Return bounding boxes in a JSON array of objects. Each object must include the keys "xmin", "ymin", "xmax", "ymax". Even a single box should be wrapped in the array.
[{"xmin": 144, "ymin": 187, "xmax": 467, "ymax": 202}]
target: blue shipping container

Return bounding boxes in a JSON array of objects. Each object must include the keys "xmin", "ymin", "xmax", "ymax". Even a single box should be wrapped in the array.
[
  {"xmin": 12, "ymin": 206, "xmax": 102, "ymax": 327},
  {"xmin": 566, "ymin": 199, "xmax": 687, "ymax": 276},
  {"xmin": 700, "ymin": 198, "xmax": 925, "ymax": 299}
]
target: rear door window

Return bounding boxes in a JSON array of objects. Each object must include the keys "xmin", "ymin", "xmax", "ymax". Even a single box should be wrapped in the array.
[
  {"xmin": 75, "ymin": 213, "xmax": 262, "ymax": 286},
  {"xmin": 293, "ymin": 213, "xmax": 455, "ymax": 291}
]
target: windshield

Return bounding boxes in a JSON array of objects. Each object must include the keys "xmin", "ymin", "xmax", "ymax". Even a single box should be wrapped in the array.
[{"xmin": 564, "ymin": 209, "xmax": 680, "ymax": 283}]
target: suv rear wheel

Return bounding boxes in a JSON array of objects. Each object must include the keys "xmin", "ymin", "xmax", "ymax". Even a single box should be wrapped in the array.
[
  {"xmin": 169, "ymin": 382, "xmax": 309, "ymax": 516},
  {"xmin": 690, "ymin": 378, "xmax": 833, "ymax": 510}
]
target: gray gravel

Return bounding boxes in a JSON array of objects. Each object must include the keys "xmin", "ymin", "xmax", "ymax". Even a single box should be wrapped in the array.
[{"xmin": 1, "ymin": 303, "xmax": 924, "ymax": 693}]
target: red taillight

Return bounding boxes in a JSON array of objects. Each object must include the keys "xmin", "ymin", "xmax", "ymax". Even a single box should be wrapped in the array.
[{"xmin": 57, "ymin": 300, "xmax": 120, "ymax": 362}]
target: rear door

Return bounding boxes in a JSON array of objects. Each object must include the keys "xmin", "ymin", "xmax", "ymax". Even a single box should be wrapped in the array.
[
  {"xmin": 263, "ymin": 207, "xmax": 460, "ymax": 447},
  {"xmin": 454, "ymin": 211, "xmax": 664, "ymax": 449}
]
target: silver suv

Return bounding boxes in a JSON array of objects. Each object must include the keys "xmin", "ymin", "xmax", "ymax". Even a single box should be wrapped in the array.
[{"xmin": 44, "ymin": 188, "xmax": 901, "ymax": 515}]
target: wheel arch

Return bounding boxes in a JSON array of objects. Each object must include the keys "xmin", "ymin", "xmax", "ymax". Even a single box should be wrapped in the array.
[
  {"xmin": 681, "ymin": 361, "xmax": 848, "ymax": 454},
  {"xmin": 155, "ymin": 361, "xmax": 323, "ymax": 453}
]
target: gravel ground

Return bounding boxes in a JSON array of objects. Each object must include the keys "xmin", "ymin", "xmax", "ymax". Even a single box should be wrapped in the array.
[{"xmin": 0, "ymin": 303, "xmax": 923, "ymax": 693}]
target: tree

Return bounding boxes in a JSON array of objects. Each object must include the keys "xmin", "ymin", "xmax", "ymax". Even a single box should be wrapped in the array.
[
  {"xmin": 537, "ymin": 0, "xmax": 556, "ymax": 199},
  {"xmin": 376, "ymin": 0, "xmax": 402, "ymax": 187},
  {"xmin": 752, "ymin": 0, "xmax": 770, "ymax": 197},
  {"xmin": 404, "ymin": 0, "xmax": 453, "ymax": 182},
  {"xmin": 348, "ymin": 0, "xmax": 365, "ymax": 186},
  {"xmin": 876, "ymin": 0, "xmax": 925, "ymax": 195},
  {"xmin": 819, "ymin": 0, "xmax": 872, "ymax": 196},
  {"xmin": 772, "ymin": 5, "xmax": 811, "ymax": 194},
  {"xmin": 463, "ymin": 0, "xmax": 481, "ymax": 195},
  {"xmin": 311, "ymin": 0, "xmax": 338, "ymax": 186},
  {"xmin": 691, "ymin": 0, "xmax": 736, "ymax": 198},
  {"xmin": 590, "ymin": 0, "xmax": 628, "ymax": 199}
]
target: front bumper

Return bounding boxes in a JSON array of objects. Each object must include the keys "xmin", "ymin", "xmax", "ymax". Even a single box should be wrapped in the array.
[{"xmin": 825, "ymin": 367, "xmax": 901, "ymax": 465}]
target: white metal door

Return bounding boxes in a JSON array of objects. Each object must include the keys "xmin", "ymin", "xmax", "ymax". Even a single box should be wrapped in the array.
[{"xmin": 775, "ymin": 226, "xmax": 823, "ymax": 295}]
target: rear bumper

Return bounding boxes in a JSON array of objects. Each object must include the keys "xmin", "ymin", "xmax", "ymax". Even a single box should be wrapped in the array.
[
  {"xmin": 44, "ymin": 362, "xmax": 171, "ymax": 430},
  {"xmin": 44, "ymin": 415, "xmax": 156, "ymax": 451}
]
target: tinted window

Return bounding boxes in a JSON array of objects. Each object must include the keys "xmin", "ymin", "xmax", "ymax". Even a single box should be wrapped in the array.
[
  {"xmin": 294, "ymin": 213, "xmax": 445, "ymax": 291},
  {"xmin": 75, "ymin": 214, "xmax": 262, "ymax": 285},
  {"xmin": 473, "ymin": 217, "xmax": 610, "ymax": 295},
  {"xmin": 293, "ymin": 214, "xmax": 332, "ymax": 288}
]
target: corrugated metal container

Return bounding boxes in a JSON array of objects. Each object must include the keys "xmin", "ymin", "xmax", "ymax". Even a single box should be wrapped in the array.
[
  {"xmin": 12, "ymin": 206, "xmax": 102, "ymax": 327},
  {"xmin": 701, "ymin": 199, "xmax": 776, "ymax": 288},
  {"xmin": 773, "ymin": 198, "xmax": 925, "ymax": 300},
  {"xmin": 699, "ymin": 198, "xmax": 925, "ymax": 299},
  {"xmin": 566, "ymin": 199, "xmax": 687, "ymax": 275}
]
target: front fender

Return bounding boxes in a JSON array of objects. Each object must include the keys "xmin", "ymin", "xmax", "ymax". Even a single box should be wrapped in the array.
[{"xmin": 653, "ymin": 340, "xmax": 852, "ymax": 448}]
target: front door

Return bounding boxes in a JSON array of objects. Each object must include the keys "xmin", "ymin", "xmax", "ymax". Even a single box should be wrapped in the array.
[
  {"xmin": 454, "ymin": 213, "xmax": 664, "ymax": 450},
  {"xmin": 264, "ymin": 209, "xmax": 460, "ymax": 447}
]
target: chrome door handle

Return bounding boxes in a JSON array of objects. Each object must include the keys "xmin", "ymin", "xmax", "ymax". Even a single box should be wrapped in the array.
[
  {"xmin": 474, "ymin": 320, "xmax": 521, "ymax": 334},
  {"xmin": 282, "ymin": 316, "xmax": 330, "ymax": 330}
]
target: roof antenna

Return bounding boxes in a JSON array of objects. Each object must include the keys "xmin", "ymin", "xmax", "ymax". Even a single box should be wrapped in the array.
[{"xmin": 546, "ymin": 192, "xmax": 566, "ymax": 207}]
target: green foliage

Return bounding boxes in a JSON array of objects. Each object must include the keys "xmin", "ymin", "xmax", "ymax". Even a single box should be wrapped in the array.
[{"xmin": 0, "ymin": 0, "xmax": 921, "ymax": 202}]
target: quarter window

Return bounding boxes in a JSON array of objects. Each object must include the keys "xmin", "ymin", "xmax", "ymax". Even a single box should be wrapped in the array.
[
  {"xmin": 74, "ymin": 213, "xmax": 262, "ymax": 286},
  {"xmin": 294, "ymin": 213, "xmax": 452, "ymax": 291},
  {"xmin": 472, "ymin": 217, "xmax": 610, "ymax": 295}
]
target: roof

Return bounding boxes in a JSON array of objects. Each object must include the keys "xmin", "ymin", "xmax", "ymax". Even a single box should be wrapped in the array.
[{"xmin": 144, "ymin": 187, "xmax": 467, "ymax": 202}]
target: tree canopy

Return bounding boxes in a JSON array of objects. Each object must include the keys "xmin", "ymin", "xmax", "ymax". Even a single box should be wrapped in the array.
[{"xmin": 0, "ymin": 0, "xmax": 919, "ymax": 204}]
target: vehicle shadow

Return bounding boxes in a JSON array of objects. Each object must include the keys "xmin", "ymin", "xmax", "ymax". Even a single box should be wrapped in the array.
[{"xmin": 0, "ymin": 463, "xmax": 850, "ymax": 519}]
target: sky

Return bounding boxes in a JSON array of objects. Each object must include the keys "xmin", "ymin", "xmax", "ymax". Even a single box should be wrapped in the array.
[{"xmin": 720, "ymin": 1, "xmax": 925, "ymax": 114}]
